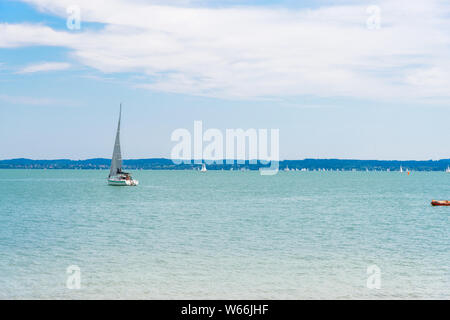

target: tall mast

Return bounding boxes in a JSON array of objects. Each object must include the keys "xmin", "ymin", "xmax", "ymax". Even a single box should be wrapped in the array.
[{"xmin": 109, "ymin": 103, "xmax": 123, "ymax": 177}]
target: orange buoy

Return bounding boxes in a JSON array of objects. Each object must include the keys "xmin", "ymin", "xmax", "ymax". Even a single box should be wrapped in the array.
[{"xmin": 431, "ymin": 200, "xmax": 450, "ymax": 206}]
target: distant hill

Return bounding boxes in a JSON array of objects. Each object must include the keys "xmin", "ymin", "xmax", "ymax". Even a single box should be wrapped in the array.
[{"xmin": 1, "ymin": 158, "xmax": 450, "ymax": 171}]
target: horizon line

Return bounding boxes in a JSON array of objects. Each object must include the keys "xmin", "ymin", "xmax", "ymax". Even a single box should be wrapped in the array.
[{"xmin": 1, "ymin": 157, "xmax": 450, "ymax": 162}]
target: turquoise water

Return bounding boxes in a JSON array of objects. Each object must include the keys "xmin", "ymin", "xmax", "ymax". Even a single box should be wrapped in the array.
[{"xmin": 0, "ymin": 169, "xmax": 448, "ymax": 299}]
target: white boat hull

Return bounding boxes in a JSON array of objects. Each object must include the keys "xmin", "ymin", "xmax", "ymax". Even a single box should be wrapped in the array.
[{"xmin": 108, "ymin": 179, "xmax": 139, "ymax": 186}]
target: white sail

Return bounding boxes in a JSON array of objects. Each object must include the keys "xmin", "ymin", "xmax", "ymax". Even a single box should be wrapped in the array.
[{"xmin": 109, "ymin": 104, "xmax": 123, "ymax": 178}]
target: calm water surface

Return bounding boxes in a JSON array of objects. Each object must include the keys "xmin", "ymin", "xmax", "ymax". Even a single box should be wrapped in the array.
[{"xmin": 0, "ymin": 169, "xmax": 448, "ymax": 299}]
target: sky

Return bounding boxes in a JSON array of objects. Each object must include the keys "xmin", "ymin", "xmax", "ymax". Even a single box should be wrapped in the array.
[{"xmin": 0, "ymin": 0, "xmax": 449, "ymax": 160}]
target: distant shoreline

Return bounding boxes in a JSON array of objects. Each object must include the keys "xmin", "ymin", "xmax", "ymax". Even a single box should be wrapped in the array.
[{"xmin": 1, "ymin": 158, "xmax": 450, "ymax": 171}]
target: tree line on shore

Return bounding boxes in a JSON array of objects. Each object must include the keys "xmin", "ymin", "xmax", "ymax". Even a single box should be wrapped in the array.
[{"xmin": 1, "ymin": 158, "xmax": 450, "ymax": 171}]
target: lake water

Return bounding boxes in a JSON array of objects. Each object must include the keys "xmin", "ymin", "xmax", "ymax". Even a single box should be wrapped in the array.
[{"xmin": 0, "ymin": 169, "xmax": 448, "ymax": 299}]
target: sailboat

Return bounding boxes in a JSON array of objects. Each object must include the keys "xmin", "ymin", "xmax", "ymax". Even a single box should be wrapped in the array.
[
  {"xmin": 399, "ymin": 165, "xmax": 403, "ymax": 173},
  {"xmin": 446, "ymin": 166, "xmax": 450, "ymax": 173},
  {"xmin": 107, "ymin": 104, "xmax": 139, "ymax": 186},
  {"xmin": 200, "ymin": 163, "xmax": 207, "ymax": 172}
]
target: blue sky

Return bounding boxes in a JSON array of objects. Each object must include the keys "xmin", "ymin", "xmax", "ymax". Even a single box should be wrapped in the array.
[{"xmin": 1, "ymin": 0, "xmax": 450, "ymax": 160}]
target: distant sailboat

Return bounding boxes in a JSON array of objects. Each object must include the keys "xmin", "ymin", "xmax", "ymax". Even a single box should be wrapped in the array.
[
  {"xmin": 400, "ymin": 165, "xmax": 403, "ymax": 173},
  {"xmin": 200, "ymin": 163, "xmax": 207, "ymax": 172},
  {"xmin": 446, "ymin": 166, "xmax": 450, "ymax": 173},
  {"xmin": 108, "ymin": 104, "xmax": 139, "ymax": 186}
]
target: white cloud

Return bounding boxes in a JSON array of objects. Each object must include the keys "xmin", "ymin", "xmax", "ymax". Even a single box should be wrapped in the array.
[
  {"xmin": 17, "ymin": 62, "xmax": 71, "ymax": 74},
  {"xmin": 1, "ymin": 0, "xmax": 450, "ymax": 101}
]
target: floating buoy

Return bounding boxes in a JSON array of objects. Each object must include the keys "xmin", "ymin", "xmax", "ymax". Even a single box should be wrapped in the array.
[{"xmin": 431, "ymin": 200, "xmax": 450, "ymax": 206}]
